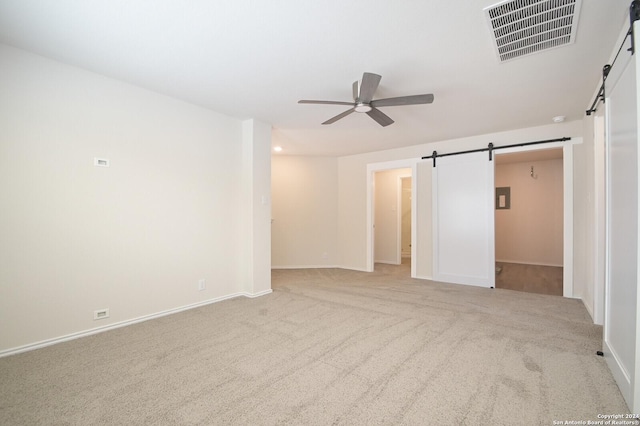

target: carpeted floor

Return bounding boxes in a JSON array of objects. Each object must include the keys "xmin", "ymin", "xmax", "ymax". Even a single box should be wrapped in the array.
[
  {"xmin": 495, "ymin": 262, "xmax": 563, "ymax": 296},
  {"xmin": 0, "ymin": 265, "xmax": 629, "ymax": 425}
]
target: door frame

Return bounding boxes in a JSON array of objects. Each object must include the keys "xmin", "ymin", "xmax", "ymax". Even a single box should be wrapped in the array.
[
  {"xmin": 594, "ymin": 111, "xmax": 606, "ymax": 325},
  {"xmin": 399, "ymin": 176, "xmax": 412, "ymax": 260},
  {"xmin": 494, "ymin": 141, "xmax": 574, "ymax": 298},
  {"xmin": 366, "ymin": 159, "xmax": 418, "ymax": 277}
]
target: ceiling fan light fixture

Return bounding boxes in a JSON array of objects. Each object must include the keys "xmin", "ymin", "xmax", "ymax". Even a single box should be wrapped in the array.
[{"xmin": 298, "ymin": 72, "xmax": 434, "ymax": 126}]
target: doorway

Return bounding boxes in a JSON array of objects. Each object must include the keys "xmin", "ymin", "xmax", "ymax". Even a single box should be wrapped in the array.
[
  {"xmin": 373, "ymin": 168, "xmax": 411, "ymax": 275},
  {"xmin": 494, "ymin": 148, "xmax": 564, "ymax": 296}
]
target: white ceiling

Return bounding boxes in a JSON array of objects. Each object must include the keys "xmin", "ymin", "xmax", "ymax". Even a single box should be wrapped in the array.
[{"xmin": 0, "ymin": 0, "xmax": 631, "ymax": 156}]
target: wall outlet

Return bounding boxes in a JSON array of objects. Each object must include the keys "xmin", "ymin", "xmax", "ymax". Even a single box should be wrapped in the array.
[
  {"xmin": 198, "ymin": 279, "xmax": 206, "ymax": 291},
  {"xmin": 94, "ymin": 308, "xmax": 109, "ymax": 320},
  {"xmin": 93, "ymin": 157, "xmax": 110, "ymax": 167}
]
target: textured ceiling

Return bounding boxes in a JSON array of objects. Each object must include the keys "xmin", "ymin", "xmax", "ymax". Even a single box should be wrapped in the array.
[{"xmin": 0, "ymin": 0, "xmax": 631, "ymax": 156}]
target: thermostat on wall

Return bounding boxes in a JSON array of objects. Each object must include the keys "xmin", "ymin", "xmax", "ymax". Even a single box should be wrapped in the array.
[{"xmin": 94, "ymin": 157, "xmax": 110, "ymax": 167}]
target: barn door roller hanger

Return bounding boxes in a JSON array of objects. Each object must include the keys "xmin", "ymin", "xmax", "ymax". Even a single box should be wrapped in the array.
[{"xmin": 422, "ymin": 137, "xmax": 571, "ymax": 167}]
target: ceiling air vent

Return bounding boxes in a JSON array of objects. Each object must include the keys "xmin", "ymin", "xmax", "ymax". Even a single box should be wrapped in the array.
[{"xmin": 484, "ymin": 0, "xmax": 582, "ymax": 62}]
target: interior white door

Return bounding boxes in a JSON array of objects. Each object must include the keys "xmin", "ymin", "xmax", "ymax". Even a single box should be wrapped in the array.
[
  {"xmin": 432, "ymin": 151, "xmax": 495, "ymax": 287},
  {"xmin": 604, "ymin": 26, "xmax": 639, "ymax": 411}
]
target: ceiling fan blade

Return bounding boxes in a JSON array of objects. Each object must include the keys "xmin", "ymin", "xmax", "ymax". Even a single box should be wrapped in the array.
[
  {"xmin": 322, "ymin": 108, "xmax": 355, "ymax": 125},
  {"xmin": 358, "ymin": 72, "xmax": 382, "ymax": 103},
  {"xmin": 298, "ymin": 100, "xmax": 355, "ymax": 106},
  {"xmin": 366, "ymin": 107, "xmax": 394, "ymax": 127},
  {"xmin": 352, "ymin": 80, "xmax": 359, "ymax": 102},
  {"xmin": 371, "ymin": 94, "xmax": 435, "ymax": 107}
]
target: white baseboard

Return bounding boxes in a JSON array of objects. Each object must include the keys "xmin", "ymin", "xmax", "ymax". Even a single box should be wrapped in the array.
[
  {"xmin": 580, "ymin": 297, "xmax": 602, "ymax": 325},
  {"xmin": 271, "ymin": 265, "xmax": 339, "ymax": 269},
  {"xmin": 374, "ymin": 260, "xmax": 401, "ymax": 265},
  {"xmin": 272, "ymin": 265, "xmax": 374, "ymax": 273},
  {"xmin": 580, "ymin": 297, "xmax": 596, "ymax": 322},
  {"xmin": 245, "ymin": 289, "xmax": 272, "ymax": 298},
  {"xmin": 603, "ymin": 339, "xmax": 632, "ymax": 408},
  {"xmin": 0, "ymin": 290, "xmax": 272, "ymax": 358},
  {"xmin": 339, "ymin": 265, "xmax": 371, "ymax": 272},
  {"xmin": 414, "ymin": 274, "xmax": 433, "ymax": 281},
  {"xmin": 495, "ymin": 259, "xmax": 563, "ymax": 268}
]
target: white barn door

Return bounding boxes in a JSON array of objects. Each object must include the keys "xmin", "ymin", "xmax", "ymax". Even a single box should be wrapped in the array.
[
  {"xmin": 432, "ymin": 152, "xmax": 495, "ymax": 288},
  {"xmin": 604, "ymin": 23, "xmax": 639, "ymax": 412}
]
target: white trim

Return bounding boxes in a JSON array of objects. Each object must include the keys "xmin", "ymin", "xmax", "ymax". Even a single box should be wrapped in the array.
[
  {"xmin": 583, "ymin": 297, "xmax": 594, "ymax": 320},
  {"xmin": 398, "ymin": 175, "xmax": 412, "ymax": 266},
  {"xmin": 396, "ymin": 176, "xmax": 402, "ymax": 265},
  {"xmin": 494, "ymin": 139, "xmax": 575, "ymax": 298},
  {"xmin": 495, "ymin": 259, "xmax": 564, "ymax": 268},
  {"xmin": 0, "ymin": 290, "xmax": 272, "ymax": 358},
  {"xmin": 603, "ymin": 339, "xmax": 632, "ymax": 404},
  {"xmin": 373, "ymin": 258, "xmax": 400, "ymax": 264},
  {"xmin": 366, "ymin": 159, "xmax": 418, "ymax": 276},
  {"xmin": 280, "ymin": 265, "xmax": 371, "ymax": 272},
  {"xmin": 244, "ymin": 289, "xmax": 273, "ymax": 298},
  {"xmin": 271, "ymin": 265, "xmax": 339, "ymax": 269},
  {"xmin": 563, "ymin": 143, "xmax": 574, "ymax": 299},
  {"xmin": 411, "ymin": 163, "xmax": 418, "ymax": 279},
  {"xmin": 337, "ymin": 266, "xmax": 371, "ymax": 273},
  {"xmin": 415, "ymin": 274, "xmax": 433, "ymax": 281},
  {"xmin": 593, "ymin": 111, "xmax": 606, "ymax": 325}
]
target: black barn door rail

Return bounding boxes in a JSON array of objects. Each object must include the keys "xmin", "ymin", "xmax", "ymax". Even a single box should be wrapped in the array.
[
  {"xmin": 422, "ymin": 137, "xmax": 571, "ymax": 167},
  {"xmin": 586, "ymin": 0, "xmax": 640, "ymax": 116}
]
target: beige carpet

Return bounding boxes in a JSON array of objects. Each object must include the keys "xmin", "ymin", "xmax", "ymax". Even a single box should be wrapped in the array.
[{"xmin": 0, "ymin": 265, "xmax": 629, "ymax": 425}]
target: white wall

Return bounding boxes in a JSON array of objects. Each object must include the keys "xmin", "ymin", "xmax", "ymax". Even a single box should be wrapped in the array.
[
  {"xmin": 574, "ymin": 114, "xmax": 599, "ymax": 320},
  {"xmin": 271, "ymin": 155, "xmax": 338, "ymax": 268},
  {"xmin": 415, "ymin": 161, "xmax": 433, "ymax": 279},
  {"xmin": 0, "ymin": 44, "xmax": 271, "ymax": 354},
  {"xmin": 241, "ymin": 119, "xmax": 272, "ymax": 294},
  {"xmin": 495, "ymin": 158, "xmax": 563, "ymax": 266},
  {"xmin": 374, "ymin": 168, "xmax": 411, "ymax": 264}
]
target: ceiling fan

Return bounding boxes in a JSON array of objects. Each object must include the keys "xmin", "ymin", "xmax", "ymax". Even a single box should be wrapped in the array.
[{"xmin": 298, "ymin": 72, "xmax": 434, "ymax": 127}]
